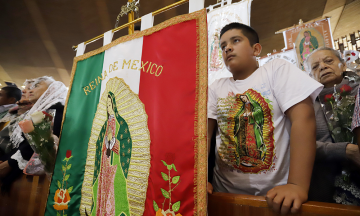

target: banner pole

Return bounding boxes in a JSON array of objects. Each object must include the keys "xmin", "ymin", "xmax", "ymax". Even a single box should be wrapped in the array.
[
  {"xmin": 128, "ymin": 0, "xmax": 134, "ymax": 35},
  {"xmin": 72, "ymin": 0, "xmax": 189, "ymax": 50}
]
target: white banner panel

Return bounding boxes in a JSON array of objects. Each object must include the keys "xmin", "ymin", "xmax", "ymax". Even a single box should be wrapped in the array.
[
  {"xmin": 100, "ymin": 37, "xmax": 144, "ymax": 95},
  {"xmin": 259, "ymin": 49, "xmax": 298, "ymax": 68},
  {"xmin": 207, "ymin": 0, "xmax": 252, "ymax": 85}
]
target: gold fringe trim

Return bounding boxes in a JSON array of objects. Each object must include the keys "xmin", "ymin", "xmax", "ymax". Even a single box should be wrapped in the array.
[{"xmin": 192, "ymin": 9, "xmax": 208, "ymax": 216}]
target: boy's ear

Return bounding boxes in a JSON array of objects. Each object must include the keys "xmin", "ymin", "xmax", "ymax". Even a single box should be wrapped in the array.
[{"xmin": 253, "ymin": 43, "xmax": 262, "ymax": 57}]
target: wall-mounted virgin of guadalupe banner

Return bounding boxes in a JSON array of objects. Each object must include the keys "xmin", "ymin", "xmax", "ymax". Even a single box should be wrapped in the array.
[
  {"xmin": 281, "ymin": 18, "xmax": 334, "ymax": 70},
  {"xmin": 207, "ymin": 0, "xmax": 252, "ymax": 85},
  {"xmin": 45, "ymin": 9, "xmax": 208, "ymax": 216}
]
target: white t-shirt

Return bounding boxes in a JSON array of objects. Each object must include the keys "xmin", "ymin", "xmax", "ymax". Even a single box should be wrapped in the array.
[{"xmin": 208, "ymin": 59, "xmax": 323, "ymax": 196}]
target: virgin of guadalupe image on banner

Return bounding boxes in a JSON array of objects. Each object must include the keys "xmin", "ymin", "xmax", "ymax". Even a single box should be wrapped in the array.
[
  {"xmin": 296, "ymin": 29, "xmax": 323, "ymax": 70},
  {"xmin": 90, "ymin": 81, "xmax": 149, "ymax": 216},
  {"xmin": 280, "ymin": 18, "xmax": 334, "ymax": 70},
  {"xmin": 207, "ymin": 0, "xmax": 252, "ymax": 85},
  {"xmin": 45, "ymin": 9, "xmax": 207, "ymax": 216}
]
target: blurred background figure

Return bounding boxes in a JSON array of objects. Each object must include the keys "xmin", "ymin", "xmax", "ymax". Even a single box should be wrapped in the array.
[
  {"xmin": 0, "ymin": 76, "xmax": 67, "ymax": 192},
  {"xmin": 0, "ymin": 86, "xmax": 22, "ymax": 130}
]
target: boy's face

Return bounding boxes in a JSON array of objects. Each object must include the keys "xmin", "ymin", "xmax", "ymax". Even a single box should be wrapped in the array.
[{"xmin": 220, "ymin": 29, "xmax": 256, "ymax": 73}]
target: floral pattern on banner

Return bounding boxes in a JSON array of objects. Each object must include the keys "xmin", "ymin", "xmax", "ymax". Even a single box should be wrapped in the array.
[
  {"xmin": 153, "ymin": 160, "xmax": 182, "ymax": 216},
  {"xmin": 53, "ymin": 150, "xmax": 73, "ymax": 215}
]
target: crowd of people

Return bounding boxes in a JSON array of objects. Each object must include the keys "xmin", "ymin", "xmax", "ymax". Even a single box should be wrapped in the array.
[
  {"xmin": 0, "ymin": 22, "xmax": 359, "ymax": 214},
  {"xmin": 0, "ymin": 76, "xmax": 67, "ymax": 192},
  {"xmin": 207, "ymin": 22, "xmax": 360, "ymax": 215}
]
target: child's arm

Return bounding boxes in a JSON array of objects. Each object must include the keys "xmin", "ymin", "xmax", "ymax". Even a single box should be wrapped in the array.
[
  {"xmin": 207, "ymin": 118, "xmax": 217, "ymax": 194},
  {"xmin": 266, "ymin": 96, "xmax": 316, "ymax": 215}
]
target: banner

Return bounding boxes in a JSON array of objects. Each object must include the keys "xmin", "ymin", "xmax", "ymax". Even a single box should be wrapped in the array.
[
  {"xmin": 259, "ymin": 49, "xmax": 298, "ymax": 67},
  {"xmin": 45, "ymin": 10, "xmax": 207, "ymax": 216},
  {"xmin": 207, "ymin": 0, "xmax": 252, "ymax": 85},
  {"xmin": 282, "ymin": 18, "xmax": 334, "ymax": 70}
]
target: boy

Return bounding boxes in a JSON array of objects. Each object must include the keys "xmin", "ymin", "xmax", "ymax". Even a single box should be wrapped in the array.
[{"xmin": 207, "ymin": 23, "xmax": 323, "ymax": 214}]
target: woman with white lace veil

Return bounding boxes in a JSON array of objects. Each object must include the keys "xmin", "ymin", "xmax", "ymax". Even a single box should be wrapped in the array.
[{"xmin": 0, "ymin": 76, "xmax": 67, "ymax": 192}]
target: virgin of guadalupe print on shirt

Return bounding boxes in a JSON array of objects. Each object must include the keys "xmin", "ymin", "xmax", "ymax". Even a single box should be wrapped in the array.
[
  {"xmin": 217, "ymin": 89, "xmax": 275, "ymax": 173},
  {"xmin": 86, "ymin": 78, "xmax": 151, "ymax": 216}
]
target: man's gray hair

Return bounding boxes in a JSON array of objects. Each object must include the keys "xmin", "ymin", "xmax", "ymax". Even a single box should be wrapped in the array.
[{"xmin": 304, "ymin": 47, "xmax": 345, "ymax": 73}]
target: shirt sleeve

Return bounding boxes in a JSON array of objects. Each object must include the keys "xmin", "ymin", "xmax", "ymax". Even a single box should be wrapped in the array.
[
  {"xmin": 271, "ymin": 59, "xmax": 324, "ymax": 113},
  {"xmin": 208, "ymin": 84, "xmax": 217, "ymax": 120}
]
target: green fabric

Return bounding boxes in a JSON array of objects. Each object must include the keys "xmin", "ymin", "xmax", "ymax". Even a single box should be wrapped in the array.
[
  {"xmin": 0, "ymin": 110, "xmax": 8, "ymax": 119},
  {"xmin": 91, "ymin": 91, "xmax": 131, "ymax": 216},
  {"xmin": 45, "ymin": 52, "xmax": 105, "ymax": 216},
  {"xmin": 234, "ymin": 93, "xmax": 264, "ymax": 162}
]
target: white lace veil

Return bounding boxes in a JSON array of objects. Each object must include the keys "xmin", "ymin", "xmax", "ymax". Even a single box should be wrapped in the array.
[{"xmin": 10, "ymin": 81, "xmax": 68, "ymax": 148}]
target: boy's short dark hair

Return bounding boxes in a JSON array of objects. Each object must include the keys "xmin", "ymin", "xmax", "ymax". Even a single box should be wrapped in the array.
[
  {"xmin": 1, "ymin": 86, "xmax": 22, "ymax": 102},
  {"xmin": 220, "ymin": 22, "xmax": 259, "ymax": 46}
]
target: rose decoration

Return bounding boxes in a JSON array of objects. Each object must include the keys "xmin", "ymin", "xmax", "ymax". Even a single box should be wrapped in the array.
[
  {"xmin": 156, "ymin": 209, "xmax": 163, "ymax": 216},
  {"xmin": 53, "ymin": 189, "xmax": 71, "ymax": 211},
  {"xmin": 156, "ymin": 208, "xmax": 182, "ymax": 216},
  {"xmin": 320, "ymin": 77, "xmax": 358, "ymax": 144},
  {"xmin": 19, "ymin": 110, "xmax": 56, "ymax": 174},
  {"xmin": 66, "ymin": 150, "xmax": 72, "ymax": 158},
  {"xmin": 324, "ymin": 94, "xmax": 334, "ymax": 103},
  {"xmin": 42, "ymin": 111, "xmax": 53, "ymax": 121},
  {"xmin": 53, "ymin": 149, "xmax": 73, "ymax": 214},
  {"xmin": 30, "ymin": 111, "xmax": 45, "ymax": 124},
  {"xmin": 340, "ymin": 84, "xmax": 352, "ymax": 95}
]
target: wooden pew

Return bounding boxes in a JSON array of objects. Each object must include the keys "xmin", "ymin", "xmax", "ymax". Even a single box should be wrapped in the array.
[
  {"xmin": 208, "ymin": 192, "xmax": 360, "ymax": 216},
  {"xmin": 0, "ymin": 174, "xmax": 50, "ymax": 216},
  {"xmin": 2, "ymin": 175, "xmax": 360, "ymax": 216}
]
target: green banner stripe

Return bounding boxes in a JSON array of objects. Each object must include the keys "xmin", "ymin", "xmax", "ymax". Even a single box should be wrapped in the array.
[{"xmin": 45, "ymin": 52, "xmax": 104, "ymax": 216}]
